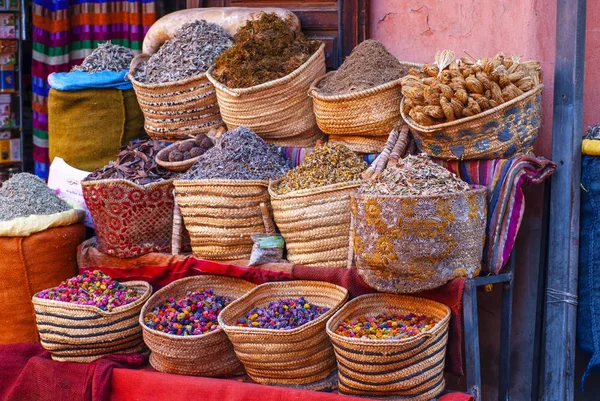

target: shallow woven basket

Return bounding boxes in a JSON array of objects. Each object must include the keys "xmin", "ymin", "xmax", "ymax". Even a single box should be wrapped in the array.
[
  {"xmin": 174, "ymin": 179, "xmax": 269, "ymax": 260},
  {"xmin": 140, "ymin": 275, "xmax": 256, "ymax": 376},
  {"xmin": 205, "ymin": 44, "xmax": 326, "ymax": 147},
  {"xmin": 329, "ymin": 135, "xmax": 388, "ymax": 154},
  {"xmin": 401, "ymin": 83, "xmax": 544, "ymax": 160},
  {"xmin": 129, "ymin": 54, "xmax": 222, "ymax": 141},
  {"xmin": 33, "ymin": 281, "xmax": 152, "ymax": 363},
  {"xmin": 326, "ymin": 293, "xmax": 451, "ymax": 400},
  {"xmin": 269, "ymin": 180, "xmax": 361, "ymax": 268},
  {"xmin": 155, "ymin": 139, "xmax": 202, "ymax": 172},
  {"xmin": 309, "ymin": 62, "xmax": 420, "ymax": 138},
  {"xmin": 218, "ymin": 280, "xmax": 349, "ymax": 387}
]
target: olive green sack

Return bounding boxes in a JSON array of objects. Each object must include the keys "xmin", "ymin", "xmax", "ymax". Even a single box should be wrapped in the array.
[{"xmin": 48, "ymin": 88, "xmax": 145, "ymax": 172}]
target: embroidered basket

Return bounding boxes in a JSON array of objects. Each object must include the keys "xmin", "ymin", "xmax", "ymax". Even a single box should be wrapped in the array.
[
  {"xmin": 33, "ymin": 281, "xmax": 152, "ymax": 363},
  {"xmin": 350, "ymin": 186, "xmax": 487, "ymax": 293},
  {"xmin": 140, "ymin": 275, "xmax": 256, "ymax": 376},
  {"xmin": 326, "ymin": 293, "xmax": 451, "ymax": 400},
  {"xmin": 218, "ymin": 281, "xmax": 349, "ymax": 388},
  {"xmin": 129, "ymin": 54, "xmax": 222, "ymax": 142}
]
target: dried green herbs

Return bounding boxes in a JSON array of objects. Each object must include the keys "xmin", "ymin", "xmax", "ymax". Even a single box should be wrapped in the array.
[
  {"xmin": 212, "ymin": 13, "xmax": 320, "ymax": 88},
  {"xmin": 134, "ymin": 20, "xmax": 232, "ymax": 84},
  {"xmin": 272, "ymin": 143, "xmax": 366, "ymax": 194},
  {"xmin": 71, "ymin": 42, "xmax": 134, "ymax": 73}
]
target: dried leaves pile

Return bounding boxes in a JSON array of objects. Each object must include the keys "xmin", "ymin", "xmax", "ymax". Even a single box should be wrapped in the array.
[
  {"xmin": 585, "ymin": 123, "xmax": 600, "ymax": 140},
  {"xmin": 134, "ymin": 20, "xmax": 232, "ymax": 84},
  {"xmin": 71, "ymin": 42, "xmax": 134, "ymax": 73}
]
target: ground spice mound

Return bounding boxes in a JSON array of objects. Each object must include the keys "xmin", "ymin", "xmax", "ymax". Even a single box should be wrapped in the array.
[
  {"xmin": 272, "ymin": 143, "xmax": 366, "ymax": 194},
  {"xmin": 212, "ymin": 13, "xmax": 321, "ymax": 88},
  {"xmin": 358, "ymin": 153, "xmax": 471, "ymax": 196},
  {"xmin": 182, "ymin": 126, "xmax": 289, "ymax": 181},
  {"xmin": 0, "ymin": 173, "xmax": 71, "ymax": 221},
  {"xmin": 318, "ymin": 40, "xmax": 406, "ymax": 94},
  {"xmin": 134, "ymin": 20, "xmax": 232, "ymax": 84},
  {"xmin": 71, "ymin": 42, "xmax": 134, "ymax": 73}
]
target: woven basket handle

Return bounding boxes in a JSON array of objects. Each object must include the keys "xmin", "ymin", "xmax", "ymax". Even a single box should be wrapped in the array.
[
  {"xmin": 171, "ymin": 190, "xmax": 183, "ymax": 255},
  {"xmin": 260, "ymin": 202, "xmax": 276, "ymax": 235}
]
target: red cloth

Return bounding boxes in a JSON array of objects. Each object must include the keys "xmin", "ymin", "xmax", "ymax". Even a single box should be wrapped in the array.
[
  {"xmin": 439, "ymin": 394, "xmax": 474, "ymax": 401},
  {"xmin": 0, "ymin": 343, "xmax": 145, "ymax": 401}
]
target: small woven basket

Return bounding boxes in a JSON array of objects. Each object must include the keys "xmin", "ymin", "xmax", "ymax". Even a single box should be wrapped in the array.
[
  {"xmin": 174, "ymin": 179, "xmax": 269, "ymax": 260},
  {"xmin": 328, "ymin": 135, "xmax": 388, "ymax": 154},
  {"xmin": 269, "ymin": 180, "xmax": 361, "ymax": 268},
  {"xmin": 218, "ymin": 280, "xmax": 349, "ymax": 387},
  {"xmin": 129, "ymin": 54, "xmax": 222, "ymax": 141},
  {"xmin": 33, "ymin": 281, "xmax": 152, "ymax": 363},
  {"xmin": 140, "ymin": 275, "xmax": 256, "ymax": 376},
  {"xmin": 155, "ymin": 139, "xmax": 202, "ymax": 172},
  {"xmin": 326, "ymin": 293, "xmax": 451, "ymax": 400},
  {"xmin": 205, "ymin": 44, "xmax": 326, "ymax": 147}
]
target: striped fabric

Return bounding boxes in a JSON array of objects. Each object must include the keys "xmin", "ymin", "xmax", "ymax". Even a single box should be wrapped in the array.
[{"xmin": 32, "ymin": 0, "xmax": 156, "ymax": 179}]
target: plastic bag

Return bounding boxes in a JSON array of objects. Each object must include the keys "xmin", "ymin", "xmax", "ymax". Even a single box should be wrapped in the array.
[{"xmin": 248, "ymin": 234, "xmax": 285, "ymax": 266}]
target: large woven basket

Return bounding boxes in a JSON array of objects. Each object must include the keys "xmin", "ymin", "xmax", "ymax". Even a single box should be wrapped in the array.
[
  {"xmin": 350, "ymin": 187, "xmax": 487, "ymax": 293},
  {"xmin": 326, "ymin": 293, "xmax": 451, "ymax": 400},
  {"xmin": 205, "ymin": 44, "xmax": 326, "ymax": 147},
  {"xmin": 129, "ymin": 54, "xmax": 222, "ymax": 141},
  {"xmin": 218, "ymin": 281, "xmax": 349, "ymax": 387},
  {"xmin": 174, "ymin": 179, "xmax": 269, "ymax": 260},
  {"xmin": 269, "ymin": 180, "xmax": 361, "ymax": 268},
  {"xmin": 140, "ymin": 275, "xmax": 256, "ymax": 376},
  {"xmin": 33, "ymin": 281, "xmax": 152, "ymax": 363},
  {"xmin": 401, "ymin": 84, "xmax": 544, "ymax": 160}
]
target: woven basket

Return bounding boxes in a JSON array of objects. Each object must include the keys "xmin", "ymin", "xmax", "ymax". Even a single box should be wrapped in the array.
[
  {"xmin": 401, "ymin": 84, "xmax": 544, "ymax": 160},
  {"xmin": 205, "ymin": 44, "xmax": 326, "ymax": 147},
  {"xmin": 269, "ymin": 180, "xmax": 361, "ymax": 268},
  {"xmin": 33, "ymin": 281, "xmax": 152, "ymax": 363},
  {"xmin": 174, "ymin": 179, "xmax": 269, "ymax": 260},
  {"xmin": 329, "ymin": 135, "xmax": 388, "ymax": 154},
  {"xmin": 129, "ymin": 54, "xmax": 222, "ymax": 141},
  {"xmin": 155, "ymin": 139, "xmax": 202, "ymax": 172},
  {"xmin": 350, "ymin": 187, "xmax": 487, "ymax": 293},
  {"xmin": 140, "ymin": 275, "xmax": 256, "ymax": 376},
  {"xmin": 326, "ymin": 293, "xmax": 451, "ymax": 400},
  {"xmin": 309, "ymin": 62, "xmax": 420, "ymax": 138},
  {"xmin": 218, "ymin": 280, "xmax": 349, "ymax": 387}
]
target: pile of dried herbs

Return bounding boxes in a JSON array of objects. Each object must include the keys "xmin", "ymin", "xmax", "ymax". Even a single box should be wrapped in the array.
[
  {"xmin": 85, "ymin": 140, "xmax": 178, "ymax": 185},
  {"xmin": 272, "ymin": 143, "xmax": 366, "ymax": 194},
  {"xmin": 134, "ymin": 20, "xmax": 232, "ymax": 84},
  {"xmin": 182, "ymin": 126, "xmax": 289, "ymax": 181},
  {"xmin": 585, "ymin": 123, "xmax": 600, "ymax": 140},
  {"xmin": 71, "ymin": 42, "xmax": 134, "ymax": 73},
  {"xmin": 212, "ymin": 13, "xmax": 321, "ymax": 88},
  {"xmin": 358, "ymin": 154, "xmax": 471, "ymax": 196}
]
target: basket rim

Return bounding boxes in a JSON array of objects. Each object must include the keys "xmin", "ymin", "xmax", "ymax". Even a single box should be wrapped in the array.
[
  {"xmin": 81, "ymin": 177, "xmax": 175, "ymax": 191},
  {"xmin": 205, "ymin": 43, "xmax": 326, "ymax": 97},
  {"xmin": 32, "ymin": 280, "xmax": 152, "ymax": 316},
  {"xmin": 128, "ymin": 53, "xmax": 211, "ymax": 89},
  {"xmin": 139, "ymin": 275, "xmax": 256, "ymax": 341},
  {"xmin": 351, "ymin": 185, "xmax": 488, "ymax": 201},
  {"xmin": 155, "ymin": 138, "xmax": 203, "ymax": 170},
  {"xmin": 218, "ymin": 280, "xmax": 349, "ymax": 336},
  {"xmin": 325, "ymin": 293, "xmax": 451, "ymax": 345},
  {"xmin": 174, "ymin": 178, "xmax": 269, "ymax": 187},
  {"xmin": 268, "ymin": 179, "xmax": 362, "ymax": 200},
  {"xmin": 401, "ymin": 84, "xmax": 544, "ymax": 133}
]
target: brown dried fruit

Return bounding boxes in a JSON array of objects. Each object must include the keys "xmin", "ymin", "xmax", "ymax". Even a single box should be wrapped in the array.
[
  {"xmin": 502, "ymin": 83, "xmax": 524, "ymax": 101},
  {"xmin": 476, "ymin": 72, "xmax": 492, "ymax": 90},
  {"xmin": 423, "ymin": 63, "xmax": 439, "ymax": 77},
  {"xmin": 465, "ymin": 76, "xmax": 484, "ymax": 94},
  {"xmin": 450, "ymin": 76, "xmax": 467, "ymax": 92},
  {"xmin": 423, "ymin": 105, "xmax": 445, "ymax": 119},
  {"xmin": 450, "ymin": 97, "xmax": 464, "ymax": 118},
  {"xmin": 169, "ymin": 150, "xmax": 184, "ymax": 162},
  {"xmin": 516, "ymin": 77, "xmax": 534, "ymax": 92},
  {"xmin": 463, "ymin": 107, "xmax": 475, "ymax": 117},
  {"xmin": 498, "ymin": 74, "xmax": 511, "ymax": 88},
  {"xmin": 439, "ymin": 70, "xmax": 452, "ymax": 84},
  {"xmin": 410, "ymin": 110, "xmax": 436, "ymax": 126},
  {"xmin": 178, "ymin": 141, "xmax": 194, "ymax": 152},
  {"xmin": 455, "ymin": 89, "xmax": 469, "ymax": 104},
  {"xmin": 183, "ymin": 151, "xmax": 192, "ymax": 160},
  {"xmin": 508, "ymin": 71, "xmax": 525, "ymax": 82},
  {"xmin": 472, "ymin": 94, "xmax": 491, "ymax": 111},
  {"xmin": 437, "ymin": 83, "xmax": 454, "ymax": 99},
  {"xmin": 440, "ymin": 96, "xmax": 455, "ymax": 121},
  {"xmin": 422, "ymin": 77, "xmax": 435, "ymax": 85},
  {"xmin": 190, "ymin": 147, "xmax": 205, "ymax": 158},
  {"xmin": 467, "ymin": 97, "xmax": 482, "ymax": 114},
  {"xmin": 490, "ymin": 82, "xmax": 505, "ymax": 105},
  {"xmin": 482, "ymin": 59, "xmax": 494, "ymax": 74}
]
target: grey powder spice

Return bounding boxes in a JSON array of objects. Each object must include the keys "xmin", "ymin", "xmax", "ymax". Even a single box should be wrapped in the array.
[
  {"xmin": 0, "ymin": 173, "xmax": 71, "ymax": 221},
  {"xmin": 71, "ymin": 42, "xmax": 134, "ymax": 73}
]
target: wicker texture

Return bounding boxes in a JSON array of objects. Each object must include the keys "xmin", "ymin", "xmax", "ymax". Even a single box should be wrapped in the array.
[
  {"xmin": 350, "ymin": 187, "xmax": 487, "ymax": 293},
  {"xmin": 269, "ymin": 181, "xmax": 361, "ymax": 268},
  {"xmin": 218, "ymin": 281, "xmax": 348, "ymax": 386},
  {"xmin": 174, "ymin": 179, "xmax": 269, "ymax": 260},
  {"xmin": 140, "ymin": 275, "xmax": 256, "ymax": 376},
  {"xmin": 33, "ymin": 281, "xmax": 152, "ymax": 363},
  {"xmin": 155, "ymin": 139, "xmax": 201, "ymax": 172},
  {"xmin": 129, "ymin": 54, "xmax": 222, "ymax": 141},
  {"xmin": 326, "ymin": 294, "xmax": 451, "ymax": 400},
  {"xmin": 205, "ymin": 44, "xmax": 326, "ymax": 147},
  {"xmin": 401, "ymin": 85, "xmax": 544, "ymax": 160},
  {"xmin": 329, "ymin": 135, "xmax": 388, "ymax": 154}
]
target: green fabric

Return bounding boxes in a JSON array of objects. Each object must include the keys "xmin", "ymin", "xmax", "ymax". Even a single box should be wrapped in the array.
[{"xmin": 33, "ymin": 39, "xmax": 142, "ymax": 57}]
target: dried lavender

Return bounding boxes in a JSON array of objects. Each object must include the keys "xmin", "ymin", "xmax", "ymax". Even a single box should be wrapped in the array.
[
  {"xmin": 0, "ymin": 173, "xmax": 71, "ymax": 221},
  {"xmin": 358, "ymin": 154, "xmax": 471, "ymax": 196},
  {"xmin": 71, "ymin": 42, "xmax": 134, "ymax": 73},
  {"xmin": 182, "ymin": 126, "xmax": 289, "ymax": 181},
  {"xmin": 134, "ymin": 20, "xmax": 232, "ymax": 84}
]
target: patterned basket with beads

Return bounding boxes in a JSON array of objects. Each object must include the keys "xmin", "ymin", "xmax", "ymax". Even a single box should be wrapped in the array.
[
  {"xmin": 218, "ymin": 280, "xmax": 349, "ymax": 389},
  {"xmin": 129, "ymin": 54, "xmax": 222, "ymax": 142},
  {"xmin": 350, "ymin": 187, "xmax": 487, "ymax": 293},
  {"xmin": 326, "ymin": 293, "xmax": 451, "ymax": 400},
  {"xmin": 139, "ymin": 275, "xmax": 256, "ymax": 377},
  {"xmin": 269, "ymin": 180, "xmax": 361, "ymax": 269},
  {"xmin": 32, "ymin": 281, "xmax": 152, "ymax": 363}
]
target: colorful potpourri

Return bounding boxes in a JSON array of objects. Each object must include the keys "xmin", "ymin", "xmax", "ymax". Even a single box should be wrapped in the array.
[
  {"xmin": 334, "ymin": 313, "xmax": 438, "ymax": 340},
  {"xmin": 143, "ymin": 288, "xmax": 231, "ymax": 336},
  {"xmin": 236, "ymin": 297, "xmax": 330, "ymax": 330},
  {"xmin": 35, "ymin": 270, "xmax": 139, "ymax": 312}
]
